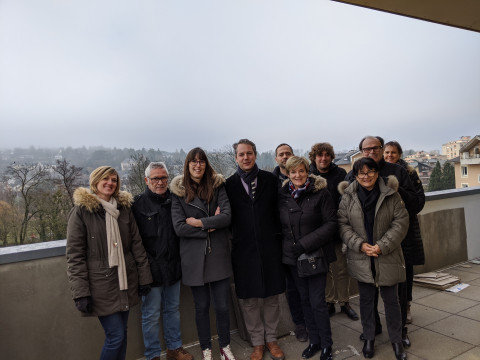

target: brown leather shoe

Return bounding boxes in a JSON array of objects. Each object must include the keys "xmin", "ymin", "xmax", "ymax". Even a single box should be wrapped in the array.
[
  {"xmin": 266, "ymin": 341, "xmax": 284, "ymax": 360},
  {"xmin": 167, "ymin": 347, "xmax": 193, "ymax": 360},
  {"xmin": 250, "ymin": 345, "xmax": 265, "ymax": 360}
]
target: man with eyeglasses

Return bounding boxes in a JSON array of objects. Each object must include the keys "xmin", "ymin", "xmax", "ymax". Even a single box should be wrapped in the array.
[
  {"xmin": 346, "ymin": 136, "xmax": 418, "ymax": 349},
  {"xmin": 132, "ymin": 162, "xmax": 192, "ymax": 360}
]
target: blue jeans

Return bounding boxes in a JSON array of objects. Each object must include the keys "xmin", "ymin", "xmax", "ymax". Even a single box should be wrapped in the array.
[
  {"xmin": 190, "ymin": 278, "xmax": 231, "ymax": 350},
  {"xmin": 98, "ymin": 311, "xmax": 129, "ymax": 360},
  {"xmin": 141, "ymin": 281, "xmax": 182, "ymax": 360}
]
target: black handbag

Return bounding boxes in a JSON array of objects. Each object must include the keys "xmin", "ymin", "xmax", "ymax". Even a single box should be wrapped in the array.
[{"xmin": 297, "ymin": 248, "xmax": 328, "ymax": 278}]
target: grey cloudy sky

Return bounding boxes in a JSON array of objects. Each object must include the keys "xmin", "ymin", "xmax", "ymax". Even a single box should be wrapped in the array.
[{"xmin": 0, "ymin": 0, "xmax": 479, "ymax": 154}]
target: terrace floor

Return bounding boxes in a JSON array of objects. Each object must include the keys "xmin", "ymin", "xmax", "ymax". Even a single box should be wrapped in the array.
[{"xmin": 142, "ymin": 261, "xmax": 480, "ymax": 360}]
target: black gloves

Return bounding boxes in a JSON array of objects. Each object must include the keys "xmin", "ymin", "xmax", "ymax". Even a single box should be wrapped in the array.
[
  {"xmin": 138, "ymin": 284, "xmax": 152, "ymax": 297},
  {"xmin": 74, "ymin": 296, "xmax": 92, "ymax": 314},
  {"xmin": 292, "ymin": 242, "xmax": 305, "ymax": 258}
]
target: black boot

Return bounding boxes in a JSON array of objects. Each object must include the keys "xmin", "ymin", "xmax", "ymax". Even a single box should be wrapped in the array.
[
  {"xmin": 301, "ymin": 343, "xmax": 321, "ymax": 359},
  {"xmin": 319, "ymin": 346, "xmax": 332, "ymax": 360},
  {"xmin": 362, "ymin": 340, "xmax": 375, "ymax": 358},
  {"xmin": 341, "ymin": 302, "xmax": 359, "ymax": 321},
  {"xmin": 402, "ymin": 327, "xmax": 411, "ymax": 348},
  {"xmin": 392, "ymin": 342, "xmax": 407, "ymax": 360}
]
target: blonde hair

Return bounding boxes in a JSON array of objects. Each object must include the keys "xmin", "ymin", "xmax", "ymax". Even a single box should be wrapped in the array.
[
  {"xmin": 285, "ymin": 156, "xmax": 309, "ymax": 173},
  {"xmin": 89, "ymin": 166, "xmax": 120, "ymax": 197}
]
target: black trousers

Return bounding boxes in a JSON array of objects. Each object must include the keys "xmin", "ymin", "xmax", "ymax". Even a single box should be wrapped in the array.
[
  {"xmin": 284, "ymin": 264, "xmax": 306, "ymax": 327},
  {"xmin": 289, "ymin": 265, "xmax": 332, "ymax": 348},
  {"xmin": 371, "ymin": 280, "xmax": 408, "ymax": 331},
  {"xmin": 358, "ymin": 282, "xmax": 402, "ymax": 344}
]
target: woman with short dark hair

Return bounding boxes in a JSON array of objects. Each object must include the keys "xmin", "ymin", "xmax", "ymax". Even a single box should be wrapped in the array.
[{"xmin": 338, "ymin": 158, "xmax": 409, "ymax": 360}]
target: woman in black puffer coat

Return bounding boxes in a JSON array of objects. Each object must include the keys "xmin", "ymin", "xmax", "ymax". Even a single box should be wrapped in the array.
[
  {"xmin": 384, "ymin": 141, "xmax": 425, "ymax": 327},
  {"xmin": 278, "ymin": 156, "xmax": 337, "ymax": 360}
]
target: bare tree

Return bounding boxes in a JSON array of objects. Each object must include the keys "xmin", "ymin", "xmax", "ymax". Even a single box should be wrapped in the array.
[
  {"xmin": 208, "ymin": 145, "xmax": 237, "ymax": 177},
  {"xmin": 3, "ymin": 163, "xmax": 49, "ymax": 244},
  {"xmin": 52, "ymin": 159, "xmax": 84, "ymax": 207},
  {"xmin": 126, "ymin": 152, "xmax": 150, "ymax": 196}
]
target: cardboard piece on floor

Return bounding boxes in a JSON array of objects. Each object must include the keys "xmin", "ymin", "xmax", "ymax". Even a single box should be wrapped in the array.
[{"xmin": 413, "ymin": 272, "xmax": 460, "ymax": 290}]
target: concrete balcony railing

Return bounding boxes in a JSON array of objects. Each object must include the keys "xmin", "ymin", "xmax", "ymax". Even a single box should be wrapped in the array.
[{"xmin": 1, "ymin": 186, "xmax": 480, "ymax": 360}]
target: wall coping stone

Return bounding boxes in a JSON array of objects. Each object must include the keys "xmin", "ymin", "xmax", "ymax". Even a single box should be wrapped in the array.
[
  {"xmin": 0, "ymin": 239, "xmax": 66, "ymax": 265},
  {"xmin": 1, "ymin": 186, "xmax": 480, "ymax": 265},
  {"xmin": 425, "ymin": 185, "xmax": 480, "ymax": 201}
]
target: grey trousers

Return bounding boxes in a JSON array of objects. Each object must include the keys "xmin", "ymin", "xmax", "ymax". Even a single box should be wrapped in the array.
[
  {"xmin": 358, "ymin": 282, "xmax": 402, "ymax": 344},
  {"xmin": 326, "ymin": 242, "xmax": 351, "ymax": 305},
  {"xmin": 239, "ymin": 295, "xmax": 280, "ymax": 346}
]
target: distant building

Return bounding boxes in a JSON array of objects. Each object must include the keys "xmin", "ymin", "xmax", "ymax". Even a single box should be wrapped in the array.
[
  {"xmin": 120, "ymin": 158, "xmax": 135, "ymax": 171},
  {"xmin": 334, "ymin": 149, "xmax": 361, "ymax": 172},
  {"xmin": 454, "ymin": 135, "xmax": 480, "ymax": 188},
  {"xmin": 442, "ymin": 136, "xmax": 471, "ymax": 160}
]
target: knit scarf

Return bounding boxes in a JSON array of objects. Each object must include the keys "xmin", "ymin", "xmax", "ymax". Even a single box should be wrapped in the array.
[
  {"xmin": 237, "ymin": 163, "xmax": 259, "ymax": 200},
  {"xmin": 289, "ymin": 178, "xmax": 311, "ymax": 200},
  {"xmin": 357, "ymin": 181, "xmax": 380, "ymax": 246},
  {"xmin": 95, "ymin": 194, "xmax": 128, "ymax": 291}
]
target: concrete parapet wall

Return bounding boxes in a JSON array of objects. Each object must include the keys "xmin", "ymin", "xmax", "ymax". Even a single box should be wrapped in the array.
[{"xmin": 1, "ymin": 187, "xmax": 479, "ymax": 359}]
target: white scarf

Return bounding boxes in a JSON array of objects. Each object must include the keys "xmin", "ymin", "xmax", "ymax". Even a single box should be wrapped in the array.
[{"xmin": 95, "ymin": 195, "xmax": 128, "ymax": 291}]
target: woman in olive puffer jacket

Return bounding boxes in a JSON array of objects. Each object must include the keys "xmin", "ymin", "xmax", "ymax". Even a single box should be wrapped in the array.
[{"xmin": 337, "ymin": 158, "xmax": 409, "ymax": 360}]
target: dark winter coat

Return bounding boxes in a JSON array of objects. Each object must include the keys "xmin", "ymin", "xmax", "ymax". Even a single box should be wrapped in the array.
[
  {"xmin": 310, "ymin": 162, "xmax": 347, "ymax": 244},
  {"xmin": 272, "ymin": 166, "xmax": 288, "ymax": 186},
  {"xmin": 398, "ymin": 159, "xmax": 425, "ymax": 265},
  {"xmin": 279, "ymin": 175, "xmax": 337, "ymax": 266},
  {"xmin": 132, "ymin": 188, "xmax": 181, "ymax": 287},
  {"xmin": 170, "ymin": 174, "xmax": 233, "ymax": 287},
  {"xmin": 309, "ymin": 162, "xmax": 346, "ymax": 210},
  {"xmin": 66, "ymin": 188, "xmax": 153, "ymax": 317},
  {"xmin": 337, "ymin": 176, "xmax": 409, "ymax": 286},
  {"xmin": 225, "ymin": 170, "xmax": 285, "ymax": 299}
]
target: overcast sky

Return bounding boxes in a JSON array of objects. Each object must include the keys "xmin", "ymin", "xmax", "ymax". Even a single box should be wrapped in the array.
[{"xmin": 0, "ymin": 1, "xmax": 479, "ymax": 154}]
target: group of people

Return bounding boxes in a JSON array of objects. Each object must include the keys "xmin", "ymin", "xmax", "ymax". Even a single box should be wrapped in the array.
[{"xmin": 66, "ymin": 135, "xmax": 425, "ymax": 360}]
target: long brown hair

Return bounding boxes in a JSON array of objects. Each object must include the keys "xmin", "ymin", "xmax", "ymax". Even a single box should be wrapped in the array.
[{"xmin": 183, "ymin": 147, "xmax": 216, "ymax": 203}]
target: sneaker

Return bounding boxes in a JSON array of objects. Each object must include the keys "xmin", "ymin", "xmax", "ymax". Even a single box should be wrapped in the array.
[
  {"xmin": 220, "ymin": 344, "xmax": 236, "ymax": 360},
  {"xmin": 167, "ymin": 347, "xmax": 193, "ymax": 360},
  {"xmin": 202, "ymin": 348, "xmax": 212, "ymax": 360}
]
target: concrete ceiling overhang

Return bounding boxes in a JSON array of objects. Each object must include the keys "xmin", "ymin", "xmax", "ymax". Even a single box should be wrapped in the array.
[{"xmin": 332, "ymin": 0, "xmax": 480, "ymax": 33}]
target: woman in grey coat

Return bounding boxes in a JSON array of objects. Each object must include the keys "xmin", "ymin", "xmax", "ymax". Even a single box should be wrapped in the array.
[
  {"xmin": 338, "ymin": 158, "xmax": 409, "ymax": 360},
  {"xmin": 171, "ymin": 147, "xmax": 235, "ymax": 360}
]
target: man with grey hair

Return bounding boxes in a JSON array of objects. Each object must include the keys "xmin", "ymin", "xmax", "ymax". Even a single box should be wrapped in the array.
[{"xmin": 132, "ymin": 162, "xmax": 192, "ymax": 360}]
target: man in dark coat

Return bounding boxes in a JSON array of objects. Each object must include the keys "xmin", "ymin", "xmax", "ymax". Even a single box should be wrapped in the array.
[
  {"xmin": 132, "ymin": 162, "xmax": 192, "ymax": 360},
  {"xmin": 309, "ymin": 142, "xmax": 359, "ymax": 321},
  {"xmin": 346, "ymin": 136, "xmax": 417, "ymax": 348},
  {"xmin": 225, "ymin": 139, "xmax": 286, "ymax": 360}
]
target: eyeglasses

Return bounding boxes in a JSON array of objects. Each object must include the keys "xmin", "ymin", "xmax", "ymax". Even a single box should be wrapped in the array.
[
  {"xmin": 190, "ymin": 160, "xmax": 206, "ymax": 166},
  {"xmin": 362, "ymin": 146, "xmax": 383, "ymax": 153},
  {"xmin": 149, "ymin": 176, "xmax": 168, "ymax": 184},
  {"xmin": 357, "ymin": 170, "xmax": 377, "ymax": 179}
]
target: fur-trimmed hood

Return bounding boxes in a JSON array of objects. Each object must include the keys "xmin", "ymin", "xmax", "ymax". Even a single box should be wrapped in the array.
[
  {"xmin": 72, "ymin": 187, "xmax": 133, "ymax": 212},
  {"xmin": 281, "ymin": 174, "xmax": 327, "ymax": 193},
  {"xmin": 337, "ymin": 175, "xmax": 399, "ymax": 196},
  {"xmin": 170, "ymin": 173, "xmax": 226, "ymax": 197}
]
